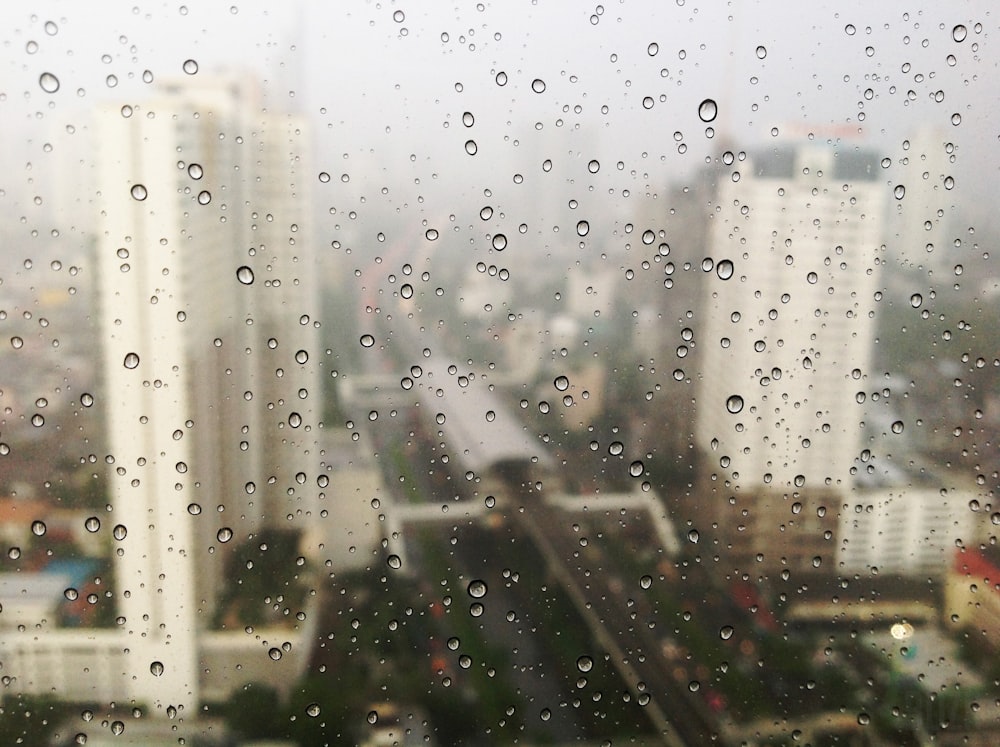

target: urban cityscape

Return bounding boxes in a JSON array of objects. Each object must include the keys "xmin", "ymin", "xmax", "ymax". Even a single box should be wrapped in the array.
[{"xmin": 0, "ymin": 3, "xmax": 998, "ymax": 746}]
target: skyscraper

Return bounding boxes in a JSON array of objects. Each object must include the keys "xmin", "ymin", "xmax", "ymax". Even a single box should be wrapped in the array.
[
  {"xmin": 93, "ymin": 72, "xmax": 319, "ymax": 712},
  {"xmin": 695, "ymin": 142, "xmax": 885, "ymax": 569}
]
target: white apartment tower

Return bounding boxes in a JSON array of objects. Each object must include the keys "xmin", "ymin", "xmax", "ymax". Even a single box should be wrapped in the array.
[
  {"xmin": 93, "ymin": 73, "xmax": 318, "ymax": 712},
  {"xmin": 697, "ymin": 144, "xmax": 886, "ymax": 494}
]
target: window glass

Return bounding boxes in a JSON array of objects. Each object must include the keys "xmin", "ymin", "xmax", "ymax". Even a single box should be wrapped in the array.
[{"xmin": 1, "ymin": 3, "xmax": 998, "ymax": 745}]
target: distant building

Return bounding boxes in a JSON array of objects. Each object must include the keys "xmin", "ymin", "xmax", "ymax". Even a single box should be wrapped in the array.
[
  {"xmin": 945, "ymin": 545, "xmax": 1000, "ymax": 647},
  {"xmin": 839, "ymin": 461, "xmax": 976, "ymax": 577},
  {"xmin": 0, "ymin": 72, "xmax": 319, "ymax": 714},
  {"xmin": 697, "ymin": 142, "xmax": 885, "ymax": 492}
]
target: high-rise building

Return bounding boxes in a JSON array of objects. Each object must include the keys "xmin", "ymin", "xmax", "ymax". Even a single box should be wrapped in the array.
[
  {"xmin": 695, "ymin": 143, "xmax": 886, "ymax": 569},
  {"xmin": 90, "ymin": 72, "xmax": 319, "ymax": 712}
]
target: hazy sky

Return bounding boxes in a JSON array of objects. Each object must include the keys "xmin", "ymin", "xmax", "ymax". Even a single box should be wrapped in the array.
[{"xmin": 2, "ymin": 2, "xmax": 998, "ymax": 226}]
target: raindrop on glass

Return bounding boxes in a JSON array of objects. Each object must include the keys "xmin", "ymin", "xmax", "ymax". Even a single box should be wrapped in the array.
[
  {"xmin": 182, "ymin": 59, "xmax": 199, "ymax": 75},
  {"xmin": 236, "ymin": 266, "xmax": 254, "ymax": 285},
  {"xmin": 467, "ymin": 579, "xmax": 488, "ymax": 598},
  {"xmin": 726, "ymin": 394, "xmax": 744, "ymax": 414},
  {"xmin": 39, "ymin": 72, "xmax": 60, "ymax": 93},
  {"xmin": 464, "ymin": 139, "xmax": 478, "ymax": 155},
  {"xmin": 130, "ymin": 184, "xmax": 148, "ymax": 201},
  {"xmin": 576, "ymin": 220, "xmax": 590, "ymax": 237},
  {"xmin": 531, "ymin": 78, "xmax": 546, "ymax": 93},
  {"xmin": 492, "ymin": 233, "xmax": 507, "ymax": 251},
  {"xmin": 952, "ymin": 24, "xmax": 967, "ymax": 42},
  {"xmin": 123, "ymin": 352, "xmax": 140, "ymax": 369},
  {"xmin": 387, "ymin": 554, "xmax": 402, "ymax": 569},
  {"xmin": 698, "ymin": 99, "xmax": 718, "ymax": 123},
  {"xmin": 150, "ymin": 661, "xmax": 164, "ymax": 677}
]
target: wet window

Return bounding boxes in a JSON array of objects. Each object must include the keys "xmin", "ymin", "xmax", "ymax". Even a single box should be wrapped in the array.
[{"xmin": 1, "ymin": 3, "xmax": 998, "ymax": 745}]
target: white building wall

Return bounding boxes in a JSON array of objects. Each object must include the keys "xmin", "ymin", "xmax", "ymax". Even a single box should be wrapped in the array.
[{"xmin": 697, "ymin": 144, "xmax": 885, "ymax": 492}]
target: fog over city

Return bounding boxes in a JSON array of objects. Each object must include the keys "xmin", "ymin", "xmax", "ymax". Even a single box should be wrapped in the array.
[{"xmin": 1, "ymin": 2, "xmax": 999, "ymax": 745}]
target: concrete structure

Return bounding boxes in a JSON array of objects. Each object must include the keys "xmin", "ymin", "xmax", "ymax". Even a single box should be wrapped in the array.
[
  {"xmin": 0, "ymin": 73, "xmax": 319, "ymax": 714},
  {"xmin": 839, "ymin": 461, "xmax": 976, "ymax": 577},
  {"xmin": 697, "ymin": 143, "xmax": 886, "ymax": 493}
]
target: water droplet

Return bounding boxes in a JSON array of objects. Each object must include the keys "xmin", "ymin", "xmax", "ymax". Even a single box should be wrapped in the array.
[
  {"xmin": 642, "ymin": 96, "xmax": 654, "ymax": 109},
  {"xmin": 217, "ymin": 527, "xmax": 233, "ymax": 543},
  {"xmin": 142, "ymin": 69, "xmax": 154, "ymax": 83},
  {"xmin": 268, "ymin": 647, "xmax": 282, "ymax": 661},
  {"xmin": 726, "ymin": 394, "xmax": 744, "ymax": 414},
  {"xmin": 495, "ymin": 71, "xmax": 508, "ymax": 86},
  {"xmin": 26, "ymin": 40, "xmax": 38, "ymax": 54},
  {"xmin": 44, "ymin": 20, "xmax": 58, "ymax": 35},
  {"xmin": 130, "ymin": 184, "xmax": 148, "ymax": 201},
  {"xmin": 953, "ymin": 24, "xmax": 967, "ymax": 43},
  {"xmin": 891, "ymin": 420, "xmax": 904, "ymax": 434},
  {"xmin": 492, "ymin": 233, "xmax": 507, "ymax": 251},
  {"xmin": 123, "ymin": 352, "xmax": 140, "ymax": 369},
  {"xmin": 110, "ymin": 721, "xmax": 125, "ymax": 736},
  {"xmin": 113, "ymin": 524, "xmax": 127, "ymax": 541},
  {"xmin": 755, "ymin": 45, "xmax": 767, "ymax": 59},
  {"xmin": 458, "ymin": 654, "xmax": 472, "ymax": 669},
  {"xmin": 720, "ymin": 625, "xmax": 734, "ymax": 640},
  {"xmin": 893, "ymin": 184, "xmax": 906, "ymax": 200},
  {"xmin": 197, "ymin": 190, "xmax": 211, "ymax": 205},
  {"xmin": 10, "ymin": 336, "xmax": 23, "ymax": 349},
  {"xmin": 295, "ymin": 349, "xmax": 309, "ymax": 364},
  {"xmin": 608, "ymin": 441, "xmax": 624, "ymax": 456},
  {"xmin": 31, "ymin": 520, "xmax": 47, "ymax": 537},
  {"xmin": 629, "ymin": 460, "xmax": 644, "ymax": 477},
  {"xmin": 80, "ymin": 392, "xmax": 94, "ymax": 407},
  {"xmin": 467, "ymin": 579, "xmax": 488, "ymax": 598},
  {"xmin": 367, "ymin": 710, "xmax": 379, "ymax": 724},
  {"xmin": 698, "ymin": 98, "xmax": 718, "ymax": 123},
  {"xmin": 387, "ymin": 554, "xmax": 402, "ymax": 569},
  {"xmin": 182, "ymin": 59, "xmax": 199, "ymax": 75},
  {"xmin": 470, "ymin": 602, "xmax": 484, "ymax": 617},
  {"xmin": 639, "ymin": 574, "xmax": 652, "ymax": 589},
  {"xmin": 31, "ymin": 413, "xmax": 44, "ymax": 427},
  {"xmin": 462, "ymin": 111, "xmax": 474, "ymax": 127},
  {"xmin": 85, "ymin": 516, "xmax": 100, "ymax": 533},
  {"xmin": 540, "ymin": 708, "xmax": 551, "ymax": 721},
  {"xmin": 577, "ymin": 655, "xmax": 593, "ymax": 672},
  {"xmin": 687, "ymin": 528, "xmax": 700, "ymax": 544},
  {"xmin": 587, "ymin": 159, "xmax": 600, "ymax": 173},
  {"xmin": 393, "ymin": 9, "xmax": 405, "ymax": 22},
  {"xmin": 910, "ymin": 293, "xmax": 923, "ymax": 308},
  {"xmin": 150, "ymin": 661, "xmax": 164, "ymax": 677},
  {"xmin": 531, "ymin": 78, "xmax": 546, "ymax": 93},
  {"xmin": 647, "ymin": 42, "xmax": 659, "ymax": 56},
  {"xmin": 288, "ymin": 412, "xmax": 302, "ymax": 428},
  {"xmin": 845, "ymin": 23, "xmax": 856, "ymax": 36},
  {"xmin": 576, "ymin": 220, "xmax": 590, "ymax": 237},
  {"xmin": 8, "ymin": 547, "xmax": 21, "ymax": 559},
  {"xmin": 716, "ymin": 259, "xmax": 734, "ymax": 280},
  {"xmin": 464, "ymin": 139, "xmax": 478, "ymax": 155},
  {"xmin": 39, "ymin": 72, "xmax": 60, "ymax": 93},
  {"xmin": 360, "ymin": 334, "xmax": 375, "ymax": 348},
  {"xmin": 554, "ymin": 375, "xmax": 569, "ymax": 391},
  {"xmin": 857, "ymin": 712, "xmax": 870, "ymax": 725},
  {"xmin": 187, "ymin": 503, "xmax": 201, "ymax": 515},
  {"xmin": 425, "ymin": 228, "xmax": 439, "ymax": 241},
  {"xmin": 305, "ymin": 703, "xmax": 321, "ymax": 717},
  {"xmin": 400, "ymin": 283, "xmax": 413, "ymax": 299},
  {"xmin": 236, "ymin": 266, "xmax": 254, "ymax": 285}
]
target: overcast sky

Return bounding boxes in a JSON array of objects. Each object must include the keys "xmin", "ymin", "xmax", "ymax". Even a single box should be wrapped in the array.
[{"xmin": 2, "ymin": 1, "xmax": 998, "ymax": 229}]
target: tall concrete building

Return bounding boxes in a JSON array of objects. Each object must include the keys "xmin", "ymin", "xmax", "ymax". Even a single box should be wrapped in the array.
[
  {"xmin": 695, "ymin": 143, "xmax": 886, "ymax": 570},
  {"xmin": 91, "ymin": 72, "xmax": 319, "ymax": 712}
]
